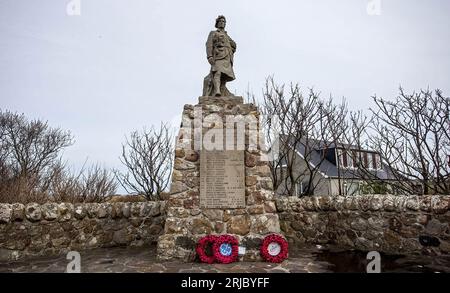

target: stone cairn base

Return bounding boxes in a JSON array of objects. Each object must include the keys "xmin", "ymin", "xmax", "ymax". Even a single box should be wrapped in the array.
[{"xmin": 157, "ymin": 96, "xmax": 280, "ymax": 262}]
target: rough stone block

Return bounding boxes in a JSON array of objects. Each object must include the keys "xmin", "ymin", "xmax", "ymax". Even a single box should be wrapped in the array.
[
  {"xmin": 0, "ymin": 204, "xmax": 12, "ymax": 223},
  {"xmin": 42, "ymin": 203, "xmax": 58, "ymax": 221},
  {"xmin": 25, "ymin": 203, "xmax": 41, "ymax": 222}
]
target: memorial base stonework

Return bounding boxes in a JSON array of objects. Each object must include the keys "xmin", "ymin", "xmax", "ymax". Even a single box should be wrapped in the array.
[{"xmin": 156, "ymin": 96, "xmax": 281, "ymax": 262}]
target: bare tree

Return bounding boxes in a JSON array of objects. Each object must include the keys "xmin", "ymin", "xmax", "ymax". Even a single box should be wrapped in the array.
[
  {"xmin": 116, "ymin": 123, "xmax": 174, "ymax": 200},
  {"xmin": 0, "ymin": 110, "xmax": 117, "ymax": 203},
  {"xmin": 0, "ymin": 110, "xmax": 73, "ymax": 178},
  {"xmin": 260, "ymin": 77, "xmax": 349, "ymax": 196},
  {"xmin": 0, "ymin": 110, "xmax": 73, "ymax": 201},
  {"xmin": 336, "ymin": 109, "xmax": 387, "ymax": 195},
  {"xmin": 340, "ymin": 88, "xmax": 450, "ymax": 195},
  {"xmin": 80, "ymin": 164, "xmax": 118, "ymax": 202},
  {"xmin": 259, "ymin": 80, "xmax": 449, "ymax": 196},
  {"xmin": 366, "ymin": 88, "xmax": 450, "ymax": 195},
  {"xmin": 49, "ymin": 162, "xmax": 118, "ymax": 203},
  {"xmin": 319, "ymin": 98, "xmax": 349, "ymax": 196}
]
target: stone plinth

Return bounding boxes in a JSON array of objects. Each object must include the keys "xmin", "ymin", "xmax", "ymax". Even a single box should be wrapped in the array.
[{"xmin": 156, "ymin": 96, "xmax": 280, "ymax": 262}]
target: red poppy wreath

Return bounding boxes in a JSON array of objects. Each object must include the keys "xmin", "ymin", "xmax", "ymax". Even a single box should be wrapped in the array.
[
  {"xmin": 212, "ymin": 234, "xmax": 239, "ymax": 264},
  {"xmin": 260, "ymin": 234, "xmax": 288, "ymax": 263},
  {"xmin": 196, "ymin": 235, "xmax": 218, "ymax": 264}
]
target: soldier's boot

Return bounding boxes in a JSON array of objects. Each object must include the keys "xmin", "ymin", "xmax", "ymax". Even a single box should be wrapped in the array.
[
  {"xmin": 203, "ymin": 74, "xmax": 212, "ymax": 96},
  {"xmin": 213, "ymin": 73, "xmax": 221, "ymax": 96}
]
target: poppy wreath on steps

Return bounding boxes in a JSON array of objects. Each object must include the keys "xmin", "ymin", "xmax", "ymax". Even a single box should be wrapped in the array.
[
  {"xmin": 212, "ymin": 234, "xmax": 239, "ymax": 264},
  {"xmin": 260, "ymin": 234, "xmax": 289, "ymax": 263},
  {"xmin": 196, "ymin": 235, "xmax": 218, "ymax": 264}
]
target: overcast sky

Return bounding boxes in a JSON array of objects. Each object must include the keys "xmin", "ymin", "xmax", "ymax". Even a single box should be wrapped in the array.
[{"xmin": 1, "ymin": 0, "xmax": 449, "ymax": 193}]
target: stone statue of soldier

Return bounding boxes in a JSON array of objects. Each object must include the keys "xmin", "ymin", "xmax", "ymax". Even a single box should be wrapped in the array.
[{"xmin": 203, "ymin": 15, "xmax": 237, "ymax": 97}]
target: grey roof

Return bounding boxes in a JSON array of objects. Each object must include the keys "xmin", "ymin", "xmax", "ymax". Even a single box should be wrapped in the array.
[{"xmin": 281, "ymin": 135, "xmax": 397, "ymax": 180}]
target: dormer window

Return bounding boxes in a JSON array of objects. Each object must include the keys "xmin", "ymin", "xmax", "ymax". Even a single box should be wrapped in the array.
[{"xmin": 336, "ymin": 148, "xmax": 382, "ymax": 170}]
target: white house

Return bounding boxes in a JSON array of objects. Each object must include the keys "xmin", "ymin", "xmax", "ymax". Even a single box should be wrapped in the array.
[{"xmin": 275, "ymin": 137, "xmax": 397, "ymax": 196}]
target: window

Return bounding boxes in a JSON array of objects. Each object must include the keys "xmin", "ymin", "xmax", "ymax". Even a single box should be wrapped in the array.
[
  {"xmin": 344, "ymin": 181, "xmax": 359, "ymax": 195},
  {"xmin": 358, "ymin": 181, "xmax": 364, "ymax": 195},
  {"xmin": 336, "ymin": 148, "xmax": 347, "ymax": 167},
  {"xmin": 352, "ymin": 150, "xmax": 358, "ymax": 168},
  {"xmin": 367, "ymin": 153, "xmax": 374, "ymax": 169},
  {"xmin": 295, "ymin": 182, "xmax": 301, "ymax": 197},
  {"xmin": 363, "ymin": 152, "xmax": 369, "ymax": 168},
  {"xmin": 296, "ymin": 181, "xmax": 311, "ymax": 196},
  {"xmin": 375, "ymin": 154, "xmax": 382, "ymax": 169},
  {"xmin": 367, "ymin": 153, "xmax": 381, "ymax": 170},
  {"xmin": 338, "ymin": 149, "xmax": 380, "ymax": 170},
  {"xmin": 336, "ymin": 149, "xmax": 347, "ymax": 168},
  {"xmin": 347, "ymin": 152, "xmax": 353, "ymax": 168}
]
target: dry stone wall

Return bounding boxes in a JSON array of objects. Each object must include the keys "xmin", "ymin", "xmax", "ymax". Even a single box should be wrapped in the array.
[
  {"xmin": 276, "ymin": 195, "xmax": 450, "ymax": 254},
  {"xmin": 2, "ymin": 194, "xmax": 448, "ymax": 262},
  {"xmin": 0, "ymin": 201, "xmax": 165, "ymax": 261}
]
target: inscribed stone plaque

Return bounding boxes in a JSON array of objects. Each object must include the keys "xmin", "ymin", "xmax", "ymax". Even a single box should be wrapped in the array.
[{"xmin": 200, "ymin": 150, "xmax": 245, "ymax": 209}]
